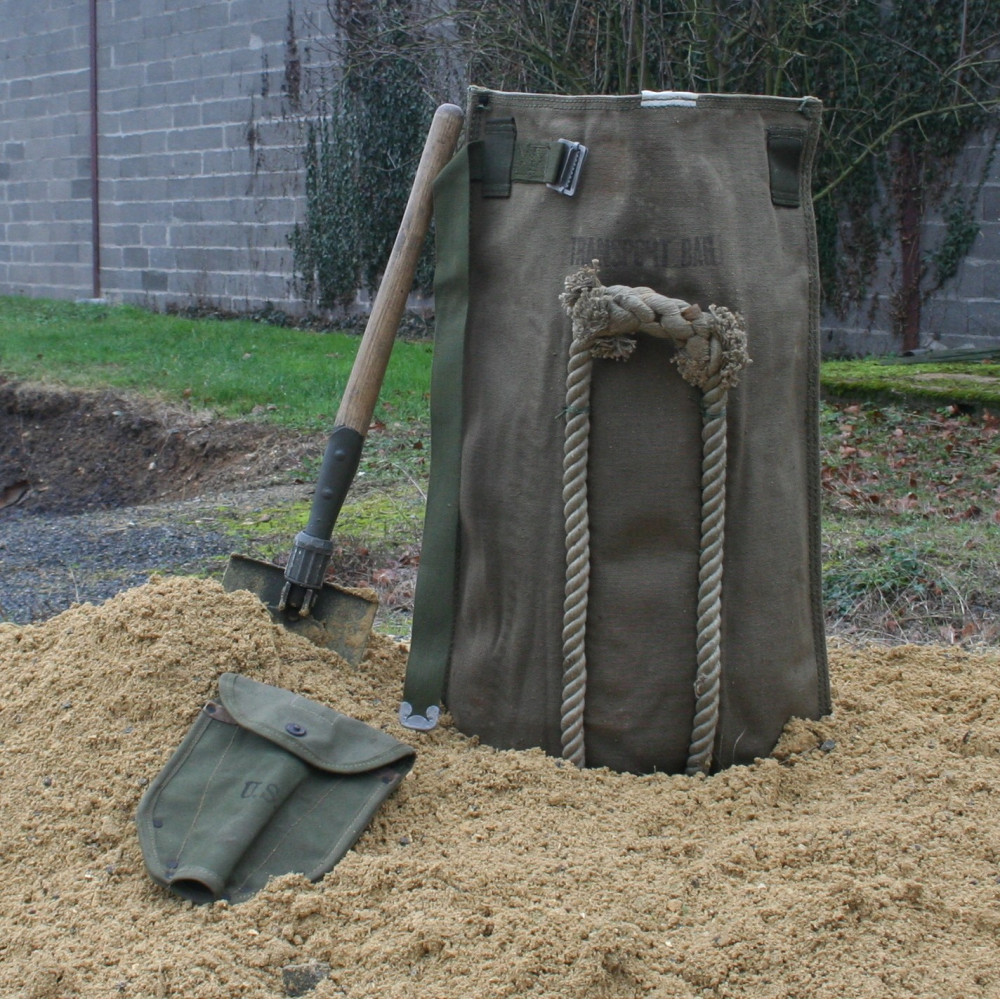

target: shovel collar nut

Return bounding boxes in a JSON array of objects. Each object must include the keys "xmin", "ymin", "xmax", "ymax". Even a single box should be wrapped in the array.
[{"xmin": 283, "ymin": 531, "xmax": 335, "ymax": 591}]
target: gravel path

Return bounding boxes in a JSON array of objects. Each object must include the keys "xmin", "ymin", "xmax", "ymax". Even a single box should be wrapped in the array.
[{"xmin": 0, "ymin": 485, "xmax": 308, "ymax": 625}]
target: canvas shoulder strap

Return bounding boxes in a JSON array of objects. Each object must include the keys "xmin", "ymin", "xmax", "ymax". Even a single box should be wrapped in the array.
[{"xmin": 399, "ymin": 144, "xmax": 470, "ymax": 730}]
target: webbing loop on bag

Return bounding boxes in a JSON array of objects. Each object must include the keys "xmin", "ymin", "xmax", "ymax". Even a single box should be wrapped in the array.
[
  {"xmin": 400, "ymin": 146, "xmax": 471, "ymax": 730},
  {"xmin": 559, "ymin": 262, "xmax": 750, "ymax": 774},
  {"xmin": 468, "ymin": 128, "xmax": 588, "ymax": 197}
]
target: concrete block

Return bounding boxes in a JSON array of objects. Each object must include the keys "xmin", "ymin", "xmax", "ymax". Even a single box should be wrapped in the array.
[
  {"xmin": 100, "ymin": 246, "xmax": 124, "ymax": 268},
  {"xmin": 38, "ymin": 65, "xmax": 88, "ymax": 97},
  {"xmin": 924, "ymin": 298, "xmax": 969, "ymax": 339},
  {"xmin": 200, "ymin": 98, "xmax": 249, "ymax": 127},
  {"xmin": 821, "ymin": 323, "xmax": 896, "ymax": 358},
  {"xmin": 202, "ymin": 149, "xmax": 240, "ymax": 175},
  {"xmin": 103, "ymin": 225, "xmax": 143, "ymax": 247},
  {"xmin": 141, "ymin": 269, "xmax": 169, "ymax": 291},
  {"xmin": 981, "ymin": 184, "xmax": 1000, "ymax": 222},
  {"xmin": 108, "ymin": 269, "xmax": 146, "ymax": 294},
  {"xmin": 968, "ymin": 301, "xmax": 1000, "ymax": 340},
  {"xmin": 171, "ymin": 104, "xmax": 203, "ymax": 129},
  {"xmin": 6, "ymin": 260, "xmax": 39, "ymax": 284},
  {"xmin": 170, "ymin": 174, "xmax": 230, "ymax": 200},
  {"xmin": 160, "ymin": 151, "xmax": 203, "ymax": 177},
  {"xmin": 105, "ymin": 133, "xmax": 144, "ymax": 157},
  {"xmin": 982, "ymin": 262, "xmax": 1000, "ymax": 298},
  {"xmin": 108, "ymin": 41, "xmax": 143, "ymax": 70},
  {"xmin": 109, "ymin": 14, "xmax": 146, "ymax": 45},
  {"xmin": 110, "ymin": 189, "xmax": 170, "ymax": 217},
  {"xmin": 123, "ymin": 246, "xmax": 149, "ymax": 268},
  {"xmin": 194, "ymin": 3, "xmax": 230, "ymax": 30},
  {"xmin": 972, "ymin": 222, "xmax": 1000, "ymax": 260},
  {"xmin": 53, "ymin": 200, "xmax": 91, "ymax": 222},
  {"xmin": 172, "ymin": 201, "xmax": 204, "ymax": 223},
  {"xmin": 139, "ymin": 224, "xmax": 168, "ymax": 247},
  {"xmin": 171, "ymin": 52, "xmax": 207, "ymax": 85},
  {"xmin": 145, "ymin": 59, "xmax": 175, "ymax": 85},
  {"xmin": 51, "ymin": 242, "xmax": 82, "ymax": 263},
  {"xmin": 166, "ymin": 125, "xmax": 225, "ymax": 153},
  {"xmin": 140, "ymin": 131, "xmax": 169, "ymax": 155},
  {"xmin": 149, "ymin": 247, "xmax": 174, "ymax": 269}
]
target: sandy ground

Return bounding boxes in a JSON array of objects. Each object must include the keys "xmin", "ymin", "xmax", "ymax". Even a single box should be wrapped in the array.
[{"xmin": 1, "ymin": 575, "xmax": 998, "ymax": 999}]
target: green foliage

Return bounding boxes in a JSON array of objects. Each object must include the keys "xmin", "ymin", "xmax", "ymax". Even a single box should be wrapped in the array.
[
  {"xmin": 928, "ymin": 196, "xmax": 983, "ymax": 288},
  {"xmin": 308, "ymin": 0, "xmax": 999, "ymax": 340},
  {"xmin": 824, "ymin": 526, "xmax": 936, "ymax": 617},
  {"xmin": 289, "ymin": 0, "xmax": 435, "ymax": 308}
]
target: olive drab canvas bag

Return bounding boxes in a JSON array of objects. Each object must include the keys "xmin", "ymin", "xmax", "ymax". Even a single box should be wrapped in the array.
[{"xmin": 401, "ymin": 88, "xmax": 831, "ymax": 775}]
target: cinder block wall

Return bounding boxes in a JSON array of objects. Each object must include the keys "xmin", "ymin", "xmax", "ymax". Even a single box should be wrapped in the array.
[
  {"xmin": 0, "ymin": 0, "xmax": 327, "ymax": 313},
  {"xmin": 818, "ymin": 128, "xmax": 1000, "ymax": 355},
  {"xmin": 0, "ymin": 2, "xmax": 997, "ymax": 349}
]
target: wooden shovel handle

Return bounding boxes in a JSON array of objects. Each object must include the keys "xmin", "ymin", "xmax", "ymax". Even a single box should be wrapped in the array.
[{"xmin": 335, "ymin": 102, "xmax": 464, "ymax": 433}]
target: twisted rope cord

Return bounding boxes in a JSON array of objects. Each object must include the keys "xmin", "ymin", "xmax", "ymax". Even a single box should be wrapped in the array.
[
  {"xmin": 559, "ymin": 261, "xmax": 749, "ymax": 774},
  {"xmin": 560, "ymin": 336, "xmax": 593, "ymax": 767},
  {"xmin": 686, "ymin": 377, "xmax": 727, "ymax": 774}
]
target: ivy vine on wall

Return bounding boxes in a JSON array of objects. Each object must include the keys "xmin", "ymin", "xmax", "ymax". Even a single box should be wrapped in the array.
[
  {"xmin": 292, "ymin": 0, "xmax": 1000, "ymax": 349},
  {"xmin": 289, "ymin": 0, "xmax": 434, "ymax": 309}
]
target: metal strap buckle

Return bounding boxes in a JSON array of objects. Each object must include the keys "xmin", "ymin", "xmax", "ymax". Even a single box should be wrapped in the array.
[{"xmin": 547, "ymin": 139, "xmax": 588, "ymax": 197}]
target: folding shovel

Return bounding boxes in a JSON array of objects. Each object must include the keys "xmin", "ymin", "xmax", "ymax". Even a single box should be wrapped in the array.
[{"xmin": 223, "ymin": 103, "xmax": 464, "ymax": 666}]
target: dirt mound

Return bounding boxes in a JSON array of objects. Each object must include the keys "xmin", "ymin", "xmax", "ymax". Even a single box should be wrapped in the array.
[
  {"xmin": 1, "ymin": 575, "xmax": 998, "ymax": 998},
  {"xmin": 0, "ymin": 379, "xmax": 318, "ymax": 513}
]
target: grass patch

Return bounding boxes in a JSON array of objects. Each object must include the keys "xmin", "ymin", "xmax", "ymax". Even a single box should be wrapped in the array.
[
  {"xmin": 208, "ymin": 481, "xmax": 426, "ymax": 637},
  {"xmin": 820, "ymin": 398, "xmax": 1000, "ymax": 644},
  {"xmin": 822, "ymin": 515, "xmax": 1000, "ymax": 645},
  {"xmin": 223, "ymin": 484, "xmax": 425, "ymax": 563},
  {"xmin": 0, "ymin": 296, "xmax": 434, "ymax": 432},
  {"xmin": 822, "ymin": 357, "xmax": 1000, "ymax": 410},
  {"xmin": 3, "ymin": 296, "xmax": 1000, "ymax": 644}
]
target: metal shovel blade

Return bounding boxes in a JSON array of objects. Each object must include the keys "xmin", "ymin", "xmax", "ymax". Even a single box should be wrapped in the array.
[{"xmin": 222, "ymin": 553, "xmax": 377, "ymax": 667}]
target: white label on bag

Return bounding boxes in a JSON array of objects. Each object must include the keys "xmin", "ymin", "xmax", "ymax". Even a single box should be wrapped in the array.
[{"xmin": 641, "ymin": 90, "xmax": 699, "ymax": 108}]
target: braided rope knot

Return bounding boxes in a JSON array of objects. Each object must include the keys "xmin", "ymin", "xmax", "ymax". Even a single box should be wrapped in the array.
[
  {"xmin": 558, "ymin": 260, "xmax": 750, "ymax": 775},
  {"xmin": 560, "ymin": 260, "xmax": 750, "ymax": 390}
]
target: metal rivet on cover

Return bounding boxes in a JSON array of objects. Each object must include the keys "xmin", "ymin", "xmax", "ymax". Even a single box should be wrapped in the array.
[
  {"xmin": 285, "ymin": 722, "xmax": 307, "ymax": 737},
  {"xmin": 152, "ymin": 818, "xmax": 163, "ymax": 828}
]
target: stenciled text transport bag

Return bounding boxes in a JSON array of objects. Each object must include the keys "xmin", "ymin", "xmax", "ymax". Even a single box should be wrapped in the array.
[{"xmin": 402, "ymin": 88, "xmax": 830, "ymax": 775}]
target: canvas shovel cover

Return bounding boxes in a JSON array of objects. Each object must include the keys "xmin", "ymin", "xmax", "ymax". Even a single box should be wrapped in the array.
[
  {"xmin": 137, "ymin": 673, "xmax": 414, "ymax": 903},
  {"xmin": 404, "ymin": 88, "xmax": 830, "ymax": 774}
]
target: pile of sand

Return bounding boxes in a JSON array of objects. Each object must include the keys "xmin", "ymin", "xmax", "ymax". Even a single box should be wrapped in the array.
[{"xmin": 1, "ymin": 576, "xmax": 998, "ymax": 998}]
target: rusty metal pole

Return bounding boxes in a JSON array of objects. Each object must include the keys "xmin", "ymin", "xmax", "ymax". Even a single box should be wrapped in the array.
[{"xmin": 88, "ymin": 0, "xmax": 101, "ymax": 300}]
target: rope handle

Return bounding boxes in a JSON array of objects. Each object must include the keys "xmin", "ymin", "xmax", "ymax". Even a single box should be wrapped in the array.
[{"xmin": 558, "ymin": 261, "xmax": 750, "ymax": 774}]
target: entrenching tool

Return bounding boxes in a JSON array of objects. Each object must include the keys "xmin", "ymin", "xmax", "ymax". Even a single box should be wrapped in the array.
[{"xmin": 223, "ymin": 103, "xmax": 464, "ymax": 666}]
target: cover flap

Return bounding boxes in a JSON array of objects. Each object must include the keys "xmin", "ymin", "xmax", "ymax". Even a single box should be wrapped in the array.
[{"xmin": 218, "ymin": 673, "xmax": 413, "ymax": 774}]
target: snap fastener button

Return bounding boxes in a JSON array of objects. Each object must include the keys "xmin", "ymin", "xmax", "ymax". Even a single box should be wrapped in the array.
[{"xmin": 285, "ymin": 722, "xmax": 307, "ymax": 737}]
